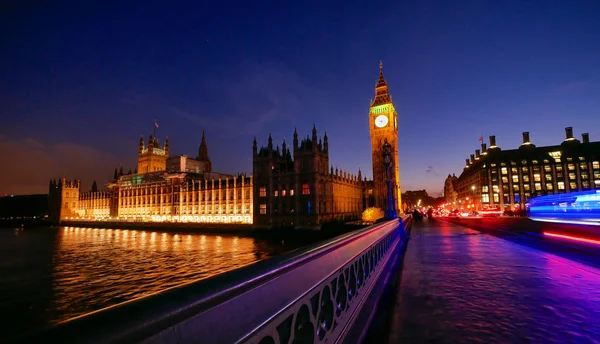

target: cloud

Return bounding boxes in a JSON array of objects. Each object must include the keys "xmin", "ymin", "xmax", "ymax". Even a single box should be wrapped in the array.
[
  {"xmin": 170, "ymin": 60, "xmax": 306, "ymax": 137},
  {"xmin": 0, "ymin": 136, "xmax": 122, "ymax": 195},
  {"xmin": 425, "ymin": 165, "xmax": 439, "ymax": 176},
  {"xmin": 559, "ymin": 80, "xmax": 588, "ymax": 93}
]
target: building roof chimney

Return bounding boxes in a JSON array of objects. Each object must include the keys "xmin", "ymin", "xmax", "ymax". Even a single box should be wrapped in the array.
[
  {"xmin": 582, "ymin": 133, "xmax": 590, "ymax": 143},
  {"xmin": 465, "ymin": 158, "xmax": 470, "ymax": 167},
  {"xmin": 565, "ymin": 127, "xmax": 574, "ymax": 140},
  {"xmin": 489, "ymin": 135, "xmax": 497, "ymax": 148},
  {"xmin": 481, "ymin": 143, "xmax": 487, "ymax": 155},
  {"xmin": 519, "ymin": 131, "xmax": 536, "ymax": 148},
  {"xmin": 470, "ymin": 154, "xmax": 475, "ymax": 163},
  {"xmin": 475, "ymin": 149, "xmax": 480, "ymax": 158}
]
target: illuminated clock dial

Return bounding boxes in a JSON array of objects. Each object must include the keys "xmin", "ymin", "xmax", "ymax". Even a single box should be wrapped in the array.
[{"xmin": 375, "ymin": 115, "xmax": 389, "ymax": 128}]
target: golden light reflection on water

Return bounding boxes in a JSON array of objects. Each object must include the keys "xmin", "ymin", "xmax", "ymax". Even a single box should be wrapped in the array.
[{"xmin": 50, "ymin": 226, "xmax": 282, "ymax": 324}]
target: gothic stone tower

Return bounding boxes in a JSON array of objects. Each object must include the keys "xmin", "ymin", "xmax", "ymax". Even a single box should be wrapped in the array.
[
  {"xmin": 48, "ymin": 177, "xmax": 81, "ymax": 222},
  {"xmin": 137, "ymin": 135, "xmax": 169, "ymax": 173},
  {"xmin": 252, "ymin": 126, "xmax": 330, "ymax": 229},
  {"xmin": 197, "ymin": 130, "xmax": 212, "ymax": 172},
  {"xmin": 369, "ymin": 61, "xmax": 402, "ymax": 213}
]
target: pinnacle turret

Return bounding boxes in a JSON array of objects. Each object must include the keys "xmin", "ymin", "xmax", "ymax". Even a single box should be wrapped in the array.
[{"xmin": 198, "ymin": 131, "xmax": 210, "ymax": 161}]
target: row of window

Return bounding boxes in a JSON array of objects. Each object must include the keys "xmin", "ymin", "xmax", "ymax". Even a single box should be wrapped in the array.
[
  {"xmin": 493, "ymin": 171, "xmax": 600, "ymax": 184},
  {"xmin": 259, "ymin": 200, "xmax": 362, "ymax": 216},
  {"xmin": 120, "ymin": 191, "xmax": 252, "ymax": 202},
  {"xmin": 274, "ymin": 189, "xmax": 295, "ymax": 197},
  {"xmin": 497, "ymin": 163, "xmax": 599, "ymax": 176},
  {"xmin": 79, "ymin": 200, "xmax": 110, "ymax": 207},
  {"xmin": 120, "ymin": 187, "xmax": 251, "ymax": 197},
  {"xmin": 120, "ymin": 206, "xmax": 251, "ymax": 215},
  {"xmin": 259, "ymin": 184, "xmax": 311, "ymax": 197},
  {"xmin": 489, "ymin": 157, "xmax": 598, "ymax": 167},
  {"xmin": 479, "ymin": 180, "xmax": 600, "ymax": 204},
  {"xmin": 480, "ymin": 162, "xmax": 600, "ymax": 195}
]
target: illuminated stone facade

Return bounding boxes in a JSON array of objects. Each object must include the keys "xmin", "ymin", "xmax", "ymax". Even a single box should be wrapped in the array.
[
  {"xmin": 456, "ymin": 128, "xmax": 600, "ymax": 211},
  {"xmin": 252, "ymin": 127, "xmax": 365, "ymax": 229},
  {"xmin": 137, "ymin": 135, "xmax": 169, "ymax": 173},
  {"xmin": 112, "ymin": 172, "xmax": 252, "ymax": 223},
  {"xmin": 48, "ymin": 178, "xmax": 82, "ymax": 222},
  {"xmin": 443, "ymin": 174, "xmax": 459, "ymax": 206},
  {"xmin": 49, "ymin": 132, "xmax": 253, "ymax": 224},
  {"xmin": 369, "ymin": 62, "xmax": 402, "ymax": 213},
  {"xmin": 79, "ymin": 191, "xmax": 112, "ymax": 218}
]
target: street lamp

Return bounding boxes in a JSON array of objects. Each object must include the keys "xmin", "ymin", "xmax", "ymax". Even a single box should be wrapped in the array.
[
  {"xmin": 471, "ymin": 185, "xmax": 476, "ymax": 210},
  {"xmin": 382, "ymin": 139, "xmax": 397, "ymax": 218}
]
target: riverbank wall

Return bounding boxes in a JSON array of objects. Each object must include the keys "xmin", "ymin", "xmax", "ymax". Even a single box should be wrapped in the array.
[{"xmin": 1, "ymin": 218, "xmax": 367, "ymax": 245}]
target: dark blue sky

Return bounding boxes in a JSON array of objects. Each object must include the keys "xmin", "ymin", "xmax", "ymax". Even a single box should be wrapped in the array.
[{"xmin": 1, "ymin": 0, "xmax": 599, "ymax": 195}]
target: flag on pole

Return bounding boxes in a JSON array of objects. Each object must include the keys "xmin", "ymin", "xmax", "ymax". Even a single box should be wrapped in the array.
[
  {"xmin": 478, "ymin": 135, "xmax": 483, "ymax": 142},
  {"xmin": 154, "ymin": 120, "xmax": 159, "ymax": 128}
]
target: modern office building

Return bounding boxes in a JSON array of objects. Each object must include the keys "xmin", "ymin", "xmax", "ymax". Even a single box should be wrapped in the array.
[{"xmin": 455, "ymin": 127, "xmax": 600, "ymax": 211}]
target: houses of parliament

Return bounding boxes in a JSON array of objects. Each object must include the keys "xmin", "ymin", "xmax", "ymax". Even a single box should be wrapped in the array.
[{"xmin": 48, "ymin": 63, "xmax": 403, "ymax": 228}]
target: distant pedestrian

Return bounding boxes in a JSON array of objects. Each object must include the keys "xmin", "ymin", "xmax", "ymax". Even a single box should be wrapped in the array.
[
  {"xmin": 427, "ymin": 208, "xmax": 434, "ymax": 222},
  {"xmin": 412, "ymin": 209, "xmax": 422, "ymax": 223}
]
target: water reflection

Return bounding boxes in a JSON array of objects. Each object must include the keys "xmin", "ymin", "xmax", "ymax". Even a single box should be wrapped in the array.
[{"xmin": 0, "ymin": 226, "xmax": 292, "ymax": 339}]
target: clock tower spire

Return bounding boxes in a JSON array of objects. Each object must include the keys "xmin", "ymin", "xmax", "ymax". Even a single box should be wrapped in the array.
[
  {"xmin": 372, "ymin": 60, "xmax": 392, "ymax": 107},
  {"xmin": 369, "ymin": 61, "xmax": 402, "ymax": 213}
]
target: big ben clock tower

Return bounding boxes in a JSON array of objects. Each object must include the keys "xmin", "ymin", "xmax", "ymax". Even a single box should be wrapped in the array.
[{"xmin": 369, "ymin": 61, "xmax": 402, "ymax": 213}]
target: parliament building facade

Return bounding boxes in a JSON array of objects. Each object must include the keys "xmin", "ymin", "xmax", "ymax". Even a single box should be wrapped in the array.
[
  {"xmin": 49, "ymin": 62, "xmax": 402, "ymax": 228},
  {"xmin": 49, "ymin": 132, "xmax": 253, "ymax": 225},
  {"xmin": 49, "ymin": 127, "xmax": 370, "ymax": 229},
  {"xmin": 252, "ymin": 127, "xmax": 367, "ymax": 229}
]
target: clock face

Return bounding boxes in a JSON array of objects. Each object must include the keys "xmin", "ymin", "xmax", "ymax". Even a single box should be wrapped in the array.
[{"xmin": 375, "ymin": 115, "xmax": 389, "ymax": 128}]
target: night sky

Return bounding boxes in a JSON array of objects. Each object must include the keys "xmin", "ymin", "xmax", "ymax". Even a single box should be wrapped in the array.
[{"xmin": 1, "ymin": 1, "xmax": 599, "ymax": 196}]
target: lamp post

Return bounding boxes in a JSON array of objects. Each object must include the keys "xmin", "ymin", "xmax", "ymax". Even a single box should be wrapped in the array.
[
  {"xmin": 382, "ymin": 140, "xmax": 397, "ymax": 218},
  {"xmin": 471, "ymin": 185, "xmax": 476, "ymax": 210}
]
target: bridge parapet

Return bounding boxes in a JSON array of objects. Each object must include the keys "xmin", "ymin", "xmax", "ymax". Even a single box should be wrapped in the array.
[{"xmin": 12, "ymin": 217, "xmax": 411, "ymax": 344}]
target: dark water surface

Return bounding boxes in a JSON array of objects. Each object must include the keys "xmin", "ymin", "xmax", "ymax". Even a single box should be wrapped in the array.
[{"xmin": 0, "ymin": 226, "xmax": 292, "ymax": 339}]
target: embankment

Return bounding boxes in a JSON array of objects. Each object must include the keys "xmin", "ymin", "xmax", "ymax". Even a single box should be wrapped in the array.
[{"xmin": 4, "ymin": 219, "xmax": 366, "ymax": 245}]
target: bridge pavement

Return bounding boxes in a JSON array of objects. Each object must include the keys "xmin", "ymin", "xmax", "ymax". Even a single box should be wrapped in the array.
[{"xmin": 387, "ymin": 219, "xmax": 600, "ymax": 344}]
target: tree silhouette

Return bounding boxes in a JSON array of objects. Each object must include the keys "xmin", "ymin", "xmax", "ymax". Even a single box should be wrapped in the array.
[
  {"xmin": 91, "ymin": 180, "xmax": 98, "ymax": 192},
  {"xmin": 134, "ymin": 167, "xmax": 138, "ymax": 174},
  {"xmin": 113, "ymin": 168, "xmax": 118, "ymax": 180},
  {"xmin": 119, "ymin": 166, "xmax": 124, "ymax": 176},
  {"xmin": 128, "ymin": 169, "xmax": 132, "ymax": 175}
]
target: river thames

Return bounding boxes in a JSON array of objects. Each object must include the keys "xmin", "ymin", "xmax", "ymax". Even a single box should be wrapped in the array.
[{"xmin": 0, "ymin": 226, "xmax": 293, "ymax": 339}]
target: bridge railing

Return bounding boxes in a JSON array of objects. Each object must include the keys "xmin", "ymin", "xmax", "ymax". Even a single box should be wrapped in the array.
[{"xmin": 12, "ymin": 216, "xmax": 412, "ymax": 344}]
